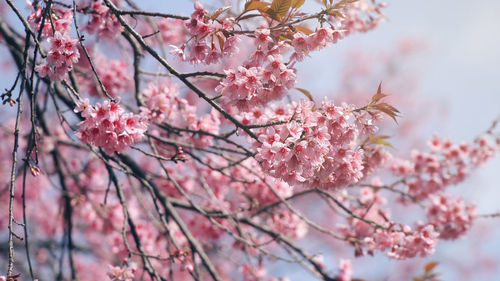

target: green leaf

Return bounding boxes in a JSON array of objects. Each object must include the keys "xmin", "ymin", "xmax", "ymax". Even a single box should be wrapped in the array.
[
  {"xmin": 368, "ymin": 135, "xmax": 394, "ymax": 148},
  {"xmin": 295, "ymin": 87, "xmax": 314, "ymax": 102}
]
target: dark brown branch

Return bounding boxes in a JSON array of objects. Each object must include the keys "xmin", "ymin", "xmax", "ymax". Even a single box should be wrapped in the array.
[
  {"xmin": 115, "ymin": 9, "xmax": 189, "ymax": 20},
  {"xmin": 116, "ymin": 154, "xmax": 223, "ymax": 281}
]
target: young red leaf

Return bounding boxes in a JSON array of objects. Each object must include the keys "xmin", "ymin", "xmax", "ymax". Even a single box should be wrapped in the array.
[
  {"xmin": 294, "ymin": 25, "xmax": 314, "ymax": 35},
  {"xmin": 216, "ymin": 34, "xmax": 225, "ymax": 52},
  {"xmin": 295, "ymin": 87, "xmax": 314, "ymax": 102},
  {"xmin": 371, "ymin": 83, "xmax": 389, "ymax": 104},
  {"xmin": 291, "ymin": 0, "xmax": 306, "ymax": 9},
  {"xmin": 237, "ymin": 13, "xmax": 263, "ymax": 21},
  {"xmin": 368, "ymin": 134, "xmax": 394, "ymax": 148},
  {"xmin": 210, "ymin": 6, "xmax": 232, "ymax": 20},
  {"xmin": 244, "ymin": 1, "xmax": 271, "ymax": 12},
  {"xmin": 425, "ymin": 261, "xmax": 439, "ymax": 273},
  {"xmin": 333, "ymin": 0, "xmax": 359, "ymax": 9},
  {"xmin": 373, "ymin": 102, "xmax": 400, "ymax": 124},
  {"xmin": 271, "ymin": 0, "xmax": 292, "ymax": 17}
]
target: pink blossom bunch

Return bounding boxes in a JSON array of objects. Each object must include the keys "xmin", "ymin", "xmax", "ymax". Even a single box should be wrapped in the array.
[
  {"xmin": 336, "ymin": 259, "xmax": 353, "ymax": 281},
  {"xmin": 426, "ymin": 193, "xmax": 476, "ymax": 240},
  {"xmin": 267, "ymin": 210, "xmax": 308, "ymax": 239},
  {"xmin": 216, "ymin": 55, "xmax": 297, "ymax": 111},
  {"xmin": 390, "ymin": 133, "xmax": 500, "ymax": 200},
  {"xmin": 238, "ymin": 104, "xmax": 295, "ymax": 127},
  {"xmin": 140, "ymin": 81, "xmax": 180, "ymax": 123},
  {"xmin": 251, "ymin": 99, "xmax": 378, "ymax": 189},
  {"xmin": 187, "ymin": 211, "xmax": 227, "ymax": 240},
  {"xmin": 372, "ymin": 224, "xmax": 440, "ymax": 260},
  {"xmin": 212, "ymin": 157, "xmax": 294, "ymax": 207},
  {"xmin": 238, "ymin": 173, "xmax": 293, "ymax": 207},
  {"xmin": 329, "ymin": 0, "xmax": 386, "ymax": 36},
  {"xmin": 85, "ymin": 0, "xmax": 123, "ymax": 39},
  {"xmin": 156, "ymin": 18, "xmax": 187, "ymax": 45},
  {"xmin": 338, "ymin": 189, "xmax": 440, "ymax": 260},
  {"xmin": 74, "ymin": 99, "xmax": 148, "ymax": 154},
  {"xmin": 246, "ymin": 31, "xmax": 293, "ymax": 67},
  {"xmin": 77, "ymin": 54, "xmax": 131, "ymax": 97},
  {"xmin": 346, "ymin": 188, "xmax": 391, "ymax": 238},
  {"xmin": 290, "ymin": 27, "xmax": 344, "ymax": 61},
  {"xmin": 35, "ymin": 31, "xmax": 80, "ymax": 80},
  {"xmin": 241, "ymin": 263, "xmax": 268, "ymax": 281},
  {"xmin": 141, "ymin": 82, "xmax": 221, "ymax": 151},
  {"xmin": 107, "ymin": 265, "xmax": 135, "ymax": 281},
  {"xmin": 343, "ymin": 219, "xmax": 439, "ymax": 259},
  {"xmin": 27, "ymin": 5, "xmax": 72, "ymax": 38},
  {"xmin": 170, "ymin": 2, "xmax": 240, "ymax": 64},
  {"xmin": 216, "ymin": 30, "xmax": 299, "ymax": 110}
]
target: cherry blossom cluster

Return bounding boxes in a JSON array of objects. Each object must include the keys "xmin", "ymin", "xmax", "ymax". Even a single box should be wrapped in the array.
[
  {"xmin": 251, "ymin": 99, "xmax": 379, "ymax": 189},
  {"xmin": 178, "ymin": 1, "xmax": 388, "ymax": 111},
  {"xmin": 146, "ymin": 18, "xmax": 186, "ymax": 46},
  {"xmin": 35, "ymin": 31, "xmax": 80, "ymax": 80},
  {"xmin": 344, "ymin": 187, "xmax": 390, "ymax": 239},
  {"xmin": 140, "ymin": 81, "xmax": 221, "ymax": 151},
  {"xmin": 213, "ymin": 6, "xmax": 385, "ymax": 111},
  {"xmin": 77, "ymin": 53, "xmax": 132, "ymax": 97},
  {"xmin": 155, "ymin": 156, "xmax": 293, "ymax": 210},
  {"xmin": 140, "ymin": 81, "xmax": 181, "ymax": 123},
  {"xmin": 426, "ymin": 193, "xmax": 476, "ymax": 240},
  {"xmin": 336, "ymin": 259, "xmax": 353, "ymax": 281},
  {"xmin": 84, "ymin": 0, "xmax": 123, "ymax": 39},
  {"xmin": 107, "ymin": 265, "xmax": 135, "ymax": 281},
  {"xmin": 237, "ymin": 170, "xmax": 293, "ymax": 207},
  {"xmin": 215, "ymin": 28, "xmax": 297, "ymax": 110},
  {"xmin": 74, "ymin": 99, "xmax": 148, "ymax": 154},
  {"xmin": 291, "ymin": 27, "xmax": 344, "ymax": 62},
  {"xmin": 267, "ymin": 210, "xmax": 308, "ymax": 239},
  {"xmin": 337, "ymin": 187, "xmax": 439, "ymax": 260},
  {"xmin": 390, "ymin": 133, "xmax": 500, "ymax": 200},
  {"xmin": 27, "ymin": 4, "xmax": 72, "ymax": 38},
  {"xmin": 369, "ymin": 224, "xmax": 440, "ymax": 260},
  {"xmin": 216, "ymin": 54, "xmax": 297, "ymax": 111},
  {"xmin": 329, "ymin": 0, "xmax": 386, "ymax": 36},
  {"xmin": 170, "ymin": 2, "xmax": 240, "ymax": 64}
]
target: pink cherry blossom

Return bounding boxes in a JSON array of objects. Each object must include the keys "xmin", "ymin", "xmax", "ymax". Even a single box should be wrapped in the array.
[{"xmin": 75, "ymin": 100, "xmax": 148, "ymax": 154}]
